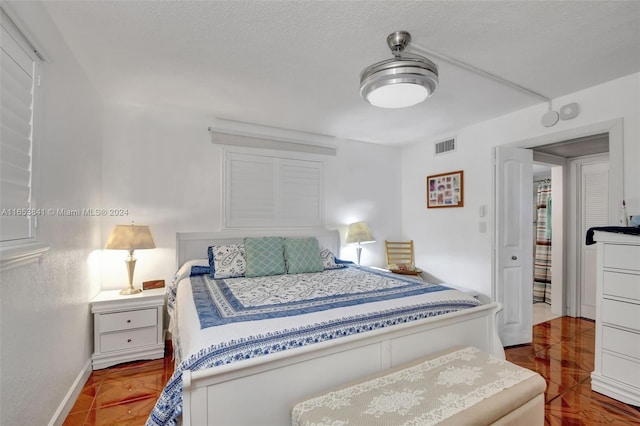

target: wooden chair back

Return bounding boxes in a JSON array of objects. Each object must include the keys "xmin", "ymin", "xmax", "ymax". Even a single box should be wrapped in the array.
[{"xmin": 385, "ymin": 240, "xmax": 415, "ymax": 266}]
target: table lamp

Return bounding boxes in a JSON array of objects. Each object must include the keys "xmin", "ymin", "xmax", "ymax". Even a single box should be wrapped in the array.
[
  {"xmin": 345, "ymin": 222, "xmax": 376, "ymax": 265},
  {"xmin": 105, "ymin": 224, "xmax": 156, "ymax": 295}
]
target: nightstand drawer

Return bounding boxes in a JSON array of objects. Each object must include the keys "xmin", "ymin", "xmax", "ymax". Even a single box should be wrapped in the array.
[
  {"xmin": 100, "ymin": 327, "xmax": 158, "ymax": 352},
  {"xmin": 100, "ymin": 308, "xmax": 157, "ymax": 333}
]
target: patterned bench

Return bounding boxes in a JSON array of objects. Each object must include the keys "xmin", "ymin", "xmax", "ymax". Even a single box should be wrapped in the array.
[{"xmin": 292, "ymin": 346, "xmax": 545, "ymax": 425}]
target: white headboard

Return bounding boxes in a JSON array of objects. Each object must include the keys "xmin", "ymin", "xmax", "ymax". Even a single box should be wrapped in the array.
[{"xmin": 176, "ymin": 228, "xmax": 341, "ymax": 268}]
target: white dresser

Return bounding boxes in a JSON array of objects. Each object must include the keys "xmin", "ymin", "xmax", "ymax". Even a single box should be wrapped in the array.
[
  {"xmin": 591, "ymin": 231, "xmax": 640, "ymax": 406},
  {"xmin": 91, "ymin": 288, "xmax": 165, "ymax": 369}
]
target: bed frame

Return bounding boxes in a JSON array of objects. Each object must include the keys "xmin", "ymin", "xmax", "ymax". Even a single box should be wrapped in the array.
[{"xmin": 175, "ymin": 229, "xmax": 504, "ymax": 426}]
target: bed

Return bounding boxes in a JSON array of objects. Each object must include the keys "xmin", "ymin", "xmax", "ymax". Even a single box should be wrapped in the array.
[{"xmin": 147, "ymin": 229, "xmax": 503, "ymax": 426}]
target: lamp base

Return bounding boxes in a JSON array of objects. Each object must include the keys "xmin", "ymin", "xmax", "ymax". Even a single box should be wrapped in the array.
[
  {"xmin": 119, "ymin": 286, "xmax": 142, "ymax": 295},
  {"xmin": 355, "ymin": 246, "xmax": 363, "ymax": 265},
  {"xmin": 120, "ymin": 253, "xmax": 142, "ymax": 295}
]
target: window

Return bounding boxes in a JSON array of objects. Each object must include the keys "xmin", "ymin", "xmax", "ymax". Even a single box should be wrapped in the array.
[
  {"xmin": 224, "ymin": 150, "xmax": 324, "ymax": 228},
  {"xmin": 0, "ymin": 9, "xmax": 48, "ymax": 270}
]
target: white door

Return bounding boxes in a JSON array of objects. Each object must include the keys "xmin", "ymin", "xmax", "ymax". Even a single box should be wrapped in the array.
[
  {"xmin": 494, "ymin": 146, "xmax": 533, "ymax": 346},
  {"xmin": 579, "ymin": 159, "xmax": 609, "ymax": 320}
]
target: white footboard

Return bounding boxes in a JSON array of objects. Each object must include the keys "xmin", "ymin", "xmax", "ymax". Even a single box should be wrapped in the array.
[{"xmin": 182, "ymin": 302, "xmax": 503, "ymax": 426}]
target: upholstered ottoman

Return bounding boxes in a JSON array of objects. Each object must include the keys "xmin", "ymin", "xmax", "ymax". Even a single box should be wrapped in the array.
[{"xmin": 292, "ymin": 346, "xmax": 545, "ymax": 426}]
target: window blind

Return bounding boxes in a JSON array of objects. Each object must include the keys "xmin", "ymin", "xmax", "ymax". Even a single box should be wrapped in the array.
[
  {"xmin": 1, "ymin": 12, "xmax": 40, "ymax": 243},
  {"xmin": 225, "ymin": 151, "xmax": 323, "ymax": 228}
]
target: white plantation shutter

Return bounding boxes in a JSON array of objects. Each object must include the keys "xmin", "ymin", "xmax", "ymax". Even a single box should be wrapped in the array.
[
  {"xmin": 1, "ymin": 11, "xmax": 40, "ymax": 243},
  {"xmin": 225, "ymin": 151, "xmax": 323, "ymax": 228},
  {"xmin": 279, "ymin": 159, "xmax": 322, "ymax": 225},
  {"xmin": 227, "ymin": 153, "xmax": 277, "ymax": 225}
]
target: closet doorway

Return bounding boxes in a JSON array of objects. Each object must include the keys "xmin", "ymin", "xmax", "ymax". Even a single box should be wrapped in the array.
[
  {"xmin": 494, "ymin": 118, "xmax": 623, "ymax": 343},
  {"xmin": 531, "ymin": 133, "xmax": 610, "ymax": 322}
]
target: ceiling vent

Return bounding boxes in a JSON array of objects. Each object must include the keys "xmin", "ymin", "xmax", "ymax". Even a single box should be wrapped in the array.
[{"xmin": 434, "ymin": 138, "xmax": 456, "ymax": 156}]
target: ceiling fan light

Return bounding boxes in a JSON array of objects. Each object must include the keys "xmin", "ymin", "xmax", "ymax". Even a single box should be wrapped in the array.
[
  {"xmin": 366, "ymin": 83, "xmax": 429, "ymax": 109},
  {"xmin": 360, "ymin": 31, "xmax": 439, "ymax": 108}
]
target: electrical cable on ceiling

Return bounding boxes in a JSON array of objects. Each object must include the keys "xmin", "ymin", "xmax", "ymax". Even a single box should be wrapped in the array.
[{"xmin": 362, "ymin": 32, "xmax": 568, "ymax": 127}]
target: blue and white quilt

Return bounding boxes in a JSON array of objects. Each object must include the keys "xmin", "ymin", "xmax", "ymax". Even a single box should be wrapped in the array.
[{"xmin": 147, "ymin": 265, "xmax": 482, "ymax": 426}]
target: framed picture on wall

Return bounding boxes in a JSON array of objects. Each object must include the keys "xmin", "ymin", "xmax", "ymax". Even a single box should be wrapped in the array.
[{"xmin": 426, "ymin": 170, "xmax": 464, "ymax": 208}]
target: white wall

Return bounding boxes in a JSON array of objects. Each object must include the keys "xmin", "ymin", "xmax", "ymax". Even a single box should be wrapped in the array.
[
  {"xmin": 100, "ymin": 104, "xmax": 402, "ymax": 289},
  {"xmin": 324, "ymin": 138, "xmax": 403, "ymax": 266},
  {"xmin": 401, "ymin": 73, "xmax": 640, "ymax": 298},
  {"xmin": 0, "ymin": 2, "xmax": 103, "ymax": 425}
]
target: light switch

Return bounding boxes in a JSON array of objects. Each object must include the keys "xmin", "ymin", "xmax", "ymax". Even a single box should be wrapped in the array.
[
  {"xmin": 479, "ymin": 205, "xmax": 486, "ymax": 218},
  {"xmin": 479, "ymin": 221, "xmax": 487, "ymax": 233}
]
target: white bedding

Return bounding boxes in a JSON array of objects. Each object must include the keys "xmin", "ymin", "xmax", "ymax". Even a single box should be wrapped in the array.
[
  {"xmin": 174, "ymin": 268, "xmax": 481, "ymax": 364},
  {"xmin": 149, "ymin": 264, "xmax": 483, "ymax": 426}
]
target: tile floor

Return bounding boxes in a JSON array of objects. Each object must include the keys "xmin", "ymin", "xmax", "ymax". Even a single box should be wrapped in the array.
[
  {"xmin": 63, "ymin": 351, "xmax": 174, "ymax": 426},
  {"xmin": 505, "ymin": 317, "xmax": 640, "ymax": 425},
  {"xmin": 65, "ymin": 317, "xmax": 640, "ymax": 425},
  {"xmin": 533, "ymin": 302, "xmax": 560, "ymax": 325}
]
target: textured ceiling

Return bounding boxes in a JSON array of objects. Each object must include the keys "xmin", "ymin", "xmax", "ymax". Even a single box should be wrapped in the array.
[{"xmin": 37, "ymin": 1, "xmax": 640, "ymax": 146}]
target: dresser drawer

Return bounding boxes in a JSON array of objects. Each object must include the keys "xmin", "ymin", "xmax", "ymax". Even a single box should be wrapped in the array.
[
  {"xmin": 601, "ymin": 299, "xmax": 640, "ymax": 330},
  {"xmin": 100, "ymin": 327, "xmax": 158, "ymax": 352},
  {"xmin": 99, "ymin": 308, "xmax": 157, "ymax": 333},
  {"xmin": 601, "ymin": 352, "xmax": 640, "ymax": 388},
  {"xmin": 604, "ymin": 244, "xmax": 640, "ymax": 271},
  {"xmin": 602, "ymin": 326, "xmax": 640, "ymax": 360},
  {"xmin": 603, "ymin": 271, "xmax": 640, "ymax": 301}
]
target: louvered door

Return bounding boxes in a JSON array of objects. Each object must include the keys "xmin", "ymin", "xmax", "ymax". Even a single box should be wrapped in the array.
[{"xmin": 580, "ymin": 159, "xmax": 609, "ymax": 320}]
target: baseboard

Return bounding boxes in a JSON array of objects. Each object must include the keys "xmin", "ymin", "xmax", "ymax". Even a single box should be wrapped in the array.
[{"xmin": 48, "ymin": 358, "xmax": 92, "ymax": 426}]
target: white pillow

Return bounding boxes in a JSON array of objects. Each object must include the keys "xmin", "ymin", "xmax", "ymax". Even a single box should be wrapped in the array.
[
  {"xmin": 210, "ymin": 243, "xmax": 246, "ymax": 279},
  {"xmin": 172, "ymin": 259, "xmax": 209, "ymax": 284},
  {"xmin": 320, "ymin": 247, "xmax": 343, "ymax": 270}
]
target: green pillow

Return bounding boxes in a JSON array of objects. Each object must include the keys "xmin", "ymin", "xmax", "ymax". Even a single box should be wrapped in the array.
[
  {"xmin": 284, "ymin": 237, "xmax": 324, "ymax": 274},
  {"xmin": 244, "ymin": 237, "xmax": 286, "ymax": 277}
]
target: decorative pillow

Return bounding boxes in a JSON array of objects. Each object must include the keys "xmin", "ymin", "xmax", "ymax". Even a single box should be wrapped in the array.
[
  {"xmin": 319, "ymin": 247, "xmax": 344, "ymax": 270},
  {"xmin": 244, "ymin": 237, "xmax": 286, "ymax": 278},
  {"xmin": 284, "ymin": 237, "xmax": 324, "ymax": 274},
  {"xmin": 208, "ymin": 244, "xmax": 246, "ymax": 279}
]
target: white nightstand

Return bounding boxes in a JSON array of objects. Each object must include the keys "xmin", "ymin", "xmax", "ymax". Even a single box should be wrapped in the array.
[{"xmin": 91, "ymin": 288, "xmax": 165, "ymax": 369}]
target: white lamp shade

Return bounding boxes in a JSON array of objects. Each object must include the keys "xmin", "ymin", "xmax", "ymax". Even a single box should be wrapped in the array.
[
  {"xmin": 105, "ymin": 225, "xmax": 156, "ymax": 250},
  {"xmin": 345, "ymin": 222, "xmax": 375, "ymax": 244}
]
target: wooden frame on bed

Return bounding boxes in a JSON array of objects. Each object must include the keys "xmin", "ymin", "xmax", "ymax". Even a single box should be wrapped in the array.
[{"xmin": 174, "ymin": 229, "xmax": 504, "ymax": 426}]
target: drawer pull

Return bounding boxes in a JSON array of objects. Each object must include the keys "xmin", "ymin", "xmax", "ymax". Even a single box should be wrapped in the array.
[
  {"xmin": 127, "ymin": 338, "xmax": 132, "ymax": 343},
  {"xmin": 126, "ymin": 319, "xmax": 132, "ymax": 323}
]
